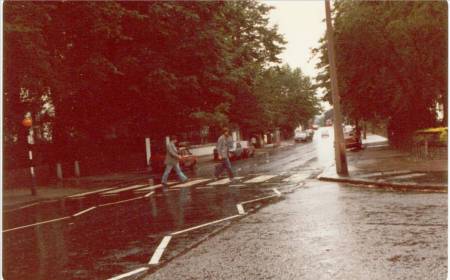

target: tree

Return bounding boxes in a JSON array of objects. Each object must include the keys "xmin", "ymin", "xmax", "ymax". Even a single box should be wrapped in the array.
[
  {"xmin": 254, "ymin": 65, "xmax": 321, "ymax": 135},
  {"xmin": 313, "ymin": 1, "xmax": 447, "ymax": 146}
]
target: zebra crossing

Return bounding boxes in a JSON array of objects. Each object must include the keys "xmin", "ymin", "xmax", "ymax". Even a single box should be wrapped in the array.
[{"xmin": 66, "ymin": 172, "xmax": 309, "ymax": 199}]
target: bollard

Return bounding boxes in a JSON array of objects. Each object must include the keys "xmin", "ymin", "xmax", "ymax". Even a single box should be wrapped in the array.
[
  {"xmin": 74, "ymin": 161, "xmax": 80, "ymax": 177},
  {"xmin": 145, "ymin": 137, "xmax": 151, "ymax": 167},
  {"xmin": 56, "ymin": 163, "xmax": 63, "ymax": 180}
]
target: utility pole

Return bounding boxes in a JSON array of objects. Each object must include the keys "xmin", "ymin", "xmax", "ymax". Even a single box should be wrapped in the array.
[{"xmin": 324, "ymin": 0, "xmax": 348, "ymax": 176}]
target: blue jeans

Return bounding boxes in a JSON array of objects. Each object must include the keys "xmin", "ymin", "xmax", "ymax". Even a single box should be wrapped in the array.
[
  {"xmin": 161, "ymin": 163, "xmax": 188, "ymax": 184},
  {"xmin": 215, "ymin": 157, "xmax": 234, "ymax": 178}
]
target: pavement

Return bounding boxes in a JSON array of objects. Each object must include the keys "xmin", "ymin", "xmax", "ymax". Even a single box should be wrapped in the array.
[{"xmin": 317, "ymin": 134, "xmax": 448, "ymax": 192}]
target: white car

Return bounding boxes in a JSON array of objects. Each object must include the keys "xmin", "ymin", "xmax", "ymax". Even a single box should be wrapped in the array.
[
  {"xmin": 294, "ymin": 131, "xmax": 308, "ymax": 142},
  {"xmin": 321, "ymin": 129, "xmax": 330, "ymax": 137}
]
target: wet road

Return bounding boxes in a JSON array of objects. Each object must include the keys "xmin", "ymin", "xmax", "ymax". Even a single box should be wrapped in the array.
[
  {"xmin": 148, "ymin": 180, "xmax": 447, "ymax": 280},
  {"xmin": 3, "ymin": 128, "xmax": 447, "ymax": 280}
]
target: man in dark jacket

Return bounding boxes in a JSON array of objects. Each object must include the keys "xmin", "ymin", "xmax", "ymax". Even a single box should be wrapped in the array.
[
  {"xmin": 214, "ymin": 127, "xmax": 235, "ymax": 180},
  {"xmin": 161, "ymin": 135, "xmax": 188, "ymax": 187}
]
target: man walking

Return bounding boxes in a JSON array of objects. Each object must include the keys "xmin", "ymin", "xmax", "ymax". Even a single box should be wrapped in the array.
[
  {"xmin": 161, "ymin": 135, "xmax": 188, "ymax": 187},
  {"xmin": 215, "ymin": 127, "xmax": 235, "ymax": 180}
]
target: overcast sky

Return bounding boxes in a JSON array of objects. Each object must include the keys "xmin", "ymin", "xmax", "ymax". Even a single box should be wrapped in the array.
[
  {"xmin": 265, "ymin": 0, "xmax": 326, "ymax": 77},
  {"xmin": 265, "ymin": 0, "xmax": 330, "ymax": 110}
]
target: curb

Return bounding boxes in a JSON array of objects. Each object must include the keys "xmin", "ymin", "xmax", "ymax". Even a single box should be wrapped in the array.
[{"xmin": 317, "ymin": 174, "xmax": 447, "ymax": 192}]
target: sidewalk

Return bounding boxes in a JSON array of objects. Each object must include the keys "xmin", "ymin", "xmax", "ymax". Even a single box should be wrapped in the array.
[{"xmin": 317, "ymin": 134, "xmax": 448, "ymax": 191}]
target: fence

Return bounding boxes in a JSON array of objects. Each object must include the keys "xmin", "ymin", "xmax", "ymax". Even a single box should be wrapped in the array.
[
  {"xmin": 3, "ymin": 138, "xmax": 149, "ymax": 188},
  {"xmin": 411, "ymin": 141, "xmax": 447, "ymax": 160}
]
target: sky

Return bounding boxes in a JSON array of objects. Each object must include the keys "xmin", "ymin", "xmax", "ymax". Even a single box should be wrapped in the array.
[
  {"xmin": 265, "ymin": 1, "xmax": 331, "ymax": 111},
  {"xmin": 265, "ymin": 0, "xmax": 326, "ymax": 78}
]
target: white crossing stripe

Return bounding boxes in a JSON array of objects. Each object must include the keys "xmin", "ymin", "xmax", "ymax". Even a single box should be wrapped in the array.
[
  {"xmin": 134, "ymin": 184, "xmax": 164, "ymax": 192},
  {"xmin": 149, "ymin": 236, "xmax": 172, "ymax": 265},
  {"xmin": 244, "ymin": 175, "xmax": 277, "ymax": 184},
  {"xmin": 68, "ymin": 187, "xmax": 115, "ymax": 198},
  {"xmin": 107, "ymin": 267, "xmax": 149, "ymax": 280},
  {"xmin": 282, "ymin": 173, "xmax": 309, "ymax": 183},
  {"xmin": 387, "ymin": 173, "xmax": 427, "ymax": 180},
  {"xmin": 171, "ymin": 215, "xmax": 242, "ymax": 236},
  {"xmin": 144, "ymin": 191, "xmax": 154, "ymax": 198},
  {"xmin": 3, "ymin": 216, "xmax": 71, "ymax": 233},
  {"xmin": 171, "ymin": 179, "xmax": 210, "ymax": 188},
  {"xmin": 236, "ymin": 204, "xmax": 246, "ymax": 215},
  {"xmin": 72, "ymin": 206, "xmax": 97, "ymax": 217},
  {"xmin": 273, "ymin": 188, "xmax": 282, "ymax": 196},
  {"xmin": 207, "ymin": 177, "xmax": 243, "ymax": 186},
  {"xmin": 102, "ymin": 184, "xmax": 148, "ymax": 195}
]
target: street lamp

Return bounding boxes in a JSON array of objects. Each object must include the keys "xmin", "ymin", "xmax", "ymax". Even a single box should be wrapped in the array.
[{"xmin": 22, "ymin": 116, "xmax": 37, "ymax": 195}]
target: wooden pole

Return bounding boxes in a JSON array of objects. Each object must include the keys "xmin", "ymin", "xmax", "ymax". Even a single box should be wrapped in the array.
[{"xmin": 325, "ymin": 0, "xmax": 348, "ymax": 175}]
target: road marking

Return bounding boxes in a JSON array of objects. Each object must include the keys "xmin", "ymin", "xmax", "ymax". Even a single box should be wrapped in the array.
[
  {"xmin": 207, "ymin": 177, "xmax": 244, "ymax": 186},
  {"xmin": 134, "ymin": 184, "xmax": 164, "ymax": 192},
  {"xmin": 107, "ymin": 267, "xmax": 149, "ymax": 280},
  {"xmin": 68, "ymin": 187, "xmax": 116, "ymax": 198},
  {"xmin": 98, "ymin": 196, "xmax": 144, "ymax": 207},
  {"xmin": 236, "ymin": 204, "xmax": 246, "ymax": 215},
  {"xmin": 72, "ymin": 206, "xmax": 96, "ymax": 217},
  {"xmin": 387, "ymin": 173, "xmax": 427, "ymax": 180},
  {"xmin": 282, "ymin": 173, "xmax": 309, "ymax": 183},
  {"xmin": 3, "ymin": 216, "xmax": 71, "ymax": 233},
  {"xmin": 102, "ymin": 184, "xmax": 148, "ymax": 195},
  {"xmin": 144, "ymin": 191, "xmax": 155, "ymax": 198},
  {"xmin": 171, "ymin": 214, "xmax": 242, "ymax": 236},
  {"xmin": 4, "ymin": 202, "xmax": 40, "ymax": 213},
  {"xmin": 240, "ymin": 193, "xmax": 280, "ymax": 205},
  {"xmin": 170, "ymin": 178, "xmax": 210, "ymax": 188},
  {"xmin": 149, "ymin": 235, "xmax": 172, "ymax": 265},
  {"xmin": 244, "ymin": 175, "xmax": 277, "ymax": 183},
  {"xmin": 273, "ymin": 188, "xmax": 282, "ymax": 196}
]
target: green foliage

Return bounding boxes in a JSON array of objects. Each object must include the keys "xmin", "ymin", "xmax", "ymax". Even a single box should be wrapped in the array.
[
  {"xmin": 254, "ymin": 65, "xmax": 321, "ymax": 133},
  {"xmin": 313, "ymin": 1, "xmax": 447, "ymax": 145},
  {"xmin": 4, "ymin": 1, "xmax": 319, "ymax": 154}
]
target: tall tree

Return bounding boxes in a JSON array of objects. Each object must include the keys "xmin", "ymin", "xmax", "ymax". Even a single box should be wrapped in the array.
[{"xmin": 313, "ymin": 1, "xmax": 447, "ymax": 146}]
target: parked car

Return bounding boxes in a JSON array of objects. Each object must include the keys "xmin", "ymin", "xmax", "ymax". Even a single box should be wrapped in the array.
[
  {"xmin": 178, "ymin": 146, "xmax": 197, "ymax": 169},
  {"xmin": 321, "ymin": 129, "xmax": 330, "ymax": 137},
  {"xmin": 151, "ymin": 144, "xmax": 197, "ymax": 172},
  {"xmin": 344, "ymin": 127, "xmax": 362, "ymax": 150},
  {"xmin": 294, "ymin": 130, "xmax": 308, "ymax": 142},
  {"xmin": 240, "ymin": 141, "xmax": 255, "ymax": 158},
  {"xmin": 213, "ymin": 141, "xmax": 253, "ymax": 161},
  {"xmin": 305, "ymin": 129, "xmax": 314, "ymax": 141}
]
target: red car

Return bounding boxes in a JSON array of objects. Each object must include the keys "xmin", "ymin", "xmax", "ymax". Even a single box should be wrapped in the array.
[
  {"xmin": 344, "ymin": 127, "xmax": 362, "ymax": 150},
  {"xmin": 151, "ymin": 145, "xmax": 197, "ymax": 172}
]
